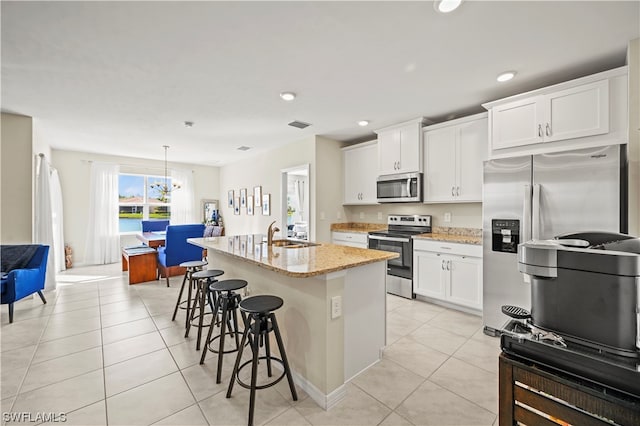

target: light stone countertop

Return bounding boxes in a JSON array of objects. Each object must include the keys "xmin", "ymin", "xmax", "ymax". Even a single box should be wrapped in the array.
[
  {"xmin": 188, "ymin": 235, "xmax": 398, "ymax": 278},
  {"xmin": 413, "ymin": 233, "xmax": 482, "ymax": 245},
  {"xmin": 330, "ymin": 223, "xmax": 387, "ymax": 234}
]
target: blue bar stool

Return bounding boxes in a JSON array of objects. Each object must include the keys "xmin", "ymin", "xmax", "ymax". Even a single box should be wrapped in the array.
[
  {"xmin": 186, "ymin": 268, "xmax": 225, "ymax": 350},
  {"xmin": 171, "ymin": 260, "xmax": 207, "ymax": 329},
  {"xmin": 200, "ymin": 279, "xmax": 247, "ymax": 382},
  {"xmin": 226, "ymin": 295, "xmax": 298, "ymax": 426}
]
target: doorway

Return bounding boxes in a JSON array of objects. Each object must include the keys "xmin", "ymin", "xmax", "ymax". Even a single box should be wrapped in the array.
[{"xmin": 281, "ymin": 164, "xmax": 310, "ymax": 241}]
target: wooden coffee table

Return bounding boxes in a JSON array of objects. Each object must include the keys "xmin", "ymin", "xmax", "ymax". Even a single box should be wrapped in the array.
[{"xmin": 122, "ymin": 246, "xmax": 157, "ymax": 285}]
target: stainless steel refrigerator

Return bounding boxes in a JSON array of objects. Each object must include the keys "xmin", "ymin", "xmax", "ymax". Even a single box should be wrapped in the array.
[{"xmin": 482, "ymin": 144, "xmax": 627, "ymax": 336}]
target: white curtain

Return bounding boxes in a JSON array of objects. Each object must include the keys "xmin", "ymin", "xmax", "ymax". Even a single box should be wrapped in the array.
[
  {"xmin": 170, "ymin": 168, "xmax": 195, "ymax": 224},
  {"xmin": 50, "ymin": 169, "xmax": 66, "ymax": 273},
  {"xmin": 85, "ymin": 162, "xmax": 120, "ymax": 264},
  {"xmin": 34, "ymin": 155, "xmax": 56, "ymax": 291}
]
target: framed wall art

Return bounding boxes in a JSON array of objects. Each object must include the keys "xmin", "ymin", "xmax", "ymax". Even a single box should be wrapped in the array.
[
  {"xmin": 234, "ymin": 197, "xmax": 240, "ymax": 215},
  {"xmin": 202, "ymin": 199, "xmax": 219, "ymax": 223},
  {"xmin": 240, "ymin": 188, "xmax": 247, "ymax": 208},
  {"xmin": 253, "ymin": 186, "xmax": 262, "ymax": 208},
  {"xmin": 262, "ymin": 193, "xmax": 271, "ymax": 216},
  {"xmin": 247, "ymin": 196, "xmax": 254, "ymax": 215},
  {"xmin": 228, "ymin": 190, "xmax": 234, "ymax": 208}
]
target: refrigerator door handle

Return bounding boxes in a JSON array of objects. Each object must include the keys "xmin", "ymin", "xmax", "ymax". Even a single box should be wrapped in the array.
[
  {"xmin": 523, "ymin": 184, "xmax": 532, "ymax": 242},
  {"xmin": 532, "ymin": 184, "xmax": 541, "ymax": 240}
]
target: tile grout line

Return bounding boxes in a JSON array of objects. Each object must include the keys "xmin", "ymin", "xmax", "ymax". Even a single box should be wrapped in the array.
[{"xmin": 98, "ymin": 281, "xmax": 110, "ymax": 426}]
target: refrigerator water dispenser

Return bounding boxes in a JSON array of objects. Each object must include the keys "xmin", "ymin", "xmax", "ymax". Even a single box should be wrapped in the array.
[{"xmin": 492, "ymin": 219, "xmax": 520, "ymax": 253}]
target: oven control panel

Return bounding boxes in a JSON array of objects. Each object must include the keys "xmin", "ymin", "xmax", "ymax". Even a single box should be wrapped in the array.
[{"xmin": 492, "ymin": 219, "xmax": 520, "ymax": 253}]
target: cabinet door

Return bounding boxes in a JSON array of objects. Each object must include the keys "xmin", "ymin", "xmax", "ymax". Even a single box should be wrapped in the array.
[
  {"xmin": 344, "ymin": 143, "xmax": 378, "ymax": 204},
  {"xmin": 456, "ymin": 118, "xmax": 486, "ymax": 202},
  {"xmin": 447, "ymin": 255, "xmax": 482, "ymax": 310},
  {"xmin": 413, "ymin": 251, "xmax": 446, "ymax": 299},
  {"xmin": 424, "ymin": 126, "xmax": 456, "ymax": 202},
  {"xmin": 378, "ymin": 130, "xmax": 401, "ymax": 175},
  {"xmin": 491, "ymin": 96, "xmax": 544, "ymax": 150},
  {"xmin": 398, "ymin": 123, "xmax": 421, "ymax": 173},
  {"xmin": 544, "ymin": 79, "xmax": 609, "ymax": 143}
]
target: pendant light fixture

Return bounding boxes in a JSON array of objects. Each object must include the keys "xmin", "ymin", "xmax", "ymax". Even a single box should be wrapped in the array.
[{"xmin": 150, "ymin": 145, "xmax": 181, "ymax": 203}]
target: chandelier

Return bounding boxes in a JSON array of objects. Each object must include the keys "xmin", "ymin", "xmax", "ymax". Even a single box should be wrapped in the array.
[{"xmin": 150, "ymin": 145, "xmax": 181, "ymax": 203}]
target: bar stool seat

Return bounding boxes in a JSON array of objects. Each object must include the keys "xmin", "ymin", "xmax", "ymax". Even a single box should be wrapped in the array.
[
  {"xmin": 171, "ymin": 260, "xmax": 207, "ymax": 327},
  {"xmin": 200, "ymin": 279, "xmax": 248, "ymax": 383},
  {"xmin": 186, "ymin": 269, "xmax": 225, "ymax": 350},
  {"xmin": 227, "ymin": 294, "xmax": 297, "ymax": 426}
]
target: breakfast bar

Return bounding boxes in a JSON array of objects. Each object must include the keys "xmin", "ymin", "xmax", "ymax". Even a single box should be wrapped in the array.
[{"xmin": 188, "ymin": 235, "xmax": 398, "ymax": 409}]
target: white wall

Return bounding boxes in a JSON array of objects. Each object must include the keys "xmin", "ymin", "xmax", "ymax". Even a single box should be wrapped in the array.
[
  {"xmin": 219, "ymin": 137, "xmax": 316, "ymax": 239},
  {"xmin": 343, "ymin": 203, "xmax": 482, "ymax": 229},
  {"xmin": 315, "ymin": 136, "xmax": 346, "ymax": 242},
  {"xmin": 628, "ymin": 38, "xmax": 640, "ymax": 236},
  {"xmin": 52, "ymin": 149, "xmax": 220, "ymax": 265},
  {"xmin": 1, "ymin": 113, "xmax": 33, "ymax": 243}
]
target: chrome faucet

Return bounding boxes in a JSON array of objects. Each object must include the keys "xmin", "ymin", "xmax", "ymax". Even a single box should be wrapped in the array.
[{"xmin": 267, "ymin": 221, "xmax": 280, "ymax": 246}]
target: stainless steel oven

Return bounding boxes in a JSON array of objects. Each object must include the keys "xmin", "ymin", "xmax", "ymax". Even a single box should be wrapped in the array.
[
  {"xmin": 368, "ymin": 214, "xmax": 431, "ymax": 299},
  {"xmin": 376, "ymin": 172, "xmax": 423, "ymax": 203}
]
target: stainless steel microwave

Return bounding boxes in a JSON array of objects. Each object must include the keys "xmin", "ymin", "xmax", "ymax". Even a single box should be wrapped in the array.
[{"xmin": 376, "ymin": 172, "xmax": 423, "ymax": 203}]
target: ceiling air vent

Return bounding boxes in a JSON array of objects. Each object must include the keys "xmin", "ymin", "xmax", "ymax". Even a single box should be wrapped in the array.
[
  {"xmin": 288, "ymin": 120, "xmax": 311, "ymax": 129},
  {"xmin": 237, "ymin": 146, "xmax": 251, "ymax": 151}
]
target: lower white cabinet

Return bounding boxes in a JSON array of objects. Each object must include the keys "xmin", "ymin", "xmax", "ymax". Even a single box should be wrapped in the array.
[
  {"xmin": 332, "ymin": 232, "xmax": 368, "ymax": 249},
  {"xmin": 413, "ymin": 240, "xmax": 482, "ymax": 310}
]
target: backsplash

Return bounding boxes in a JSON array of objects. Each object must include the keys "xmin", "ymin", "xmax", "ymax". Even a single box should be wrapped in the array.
[{"xmin": 342, "ymin": 203, "xmax": 482, "ymax": 229}]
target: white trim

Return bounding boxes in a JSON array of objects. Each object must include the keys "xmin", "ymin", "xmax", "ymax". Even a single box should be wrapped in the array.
[
  {"xmin": 423, "ymin": 112, "xmax": 488, "ymax": 132},
  {"xmin": 341, "ymin": 140, "xmax": 377, "ymax": 152},
  {"xmin": 271, "ymin": 362, "xmax": 347, "ymax": 410},
  {"xmin": 374, "ymin": 116, "xmax": 429, "ymax": 134},
  {"xmin": 325, "ymin": 384, "xmax": 347, "ymax": 410}
]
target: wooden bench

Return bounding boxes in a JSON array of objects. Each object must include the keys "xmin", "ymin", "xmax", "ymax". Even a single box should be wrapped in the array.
[{"xmin": 121, "ymin": 246, "xmax": 157, "ymax": 285}]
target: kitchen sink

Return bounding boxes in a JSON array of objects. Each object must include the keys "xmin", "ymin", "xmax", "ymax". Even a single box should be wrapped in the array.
[{"xmin": 270, "ymin": 239, "xmax": 319, "ymax": 248}]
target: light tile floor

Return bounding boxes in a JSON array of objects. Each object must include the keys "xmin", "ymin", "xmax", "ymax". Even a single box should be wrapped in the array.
[{"xmin": 1, "ymin": 263, "xmax": 500, "ymax": 425}]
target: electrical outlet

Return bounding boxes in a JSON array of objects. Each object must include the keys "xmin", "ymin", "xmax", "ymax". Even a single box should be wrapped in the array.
[
  {"xmin": 359, "ymin": 212, "xmax": 365, "ymax": 219},
  {"xmin": 444, "ymin": 212, "xmax": 452, "ymax": 223},
  {"xmin": 331, "ymin": 296, "xmax": 342, "ymax": 319},
  {"xmin": 377, "ymin": 212, "xmax": 383, "ymax": 220},
  {"xmin": 320, "ymin": 211, "xmax": 326, "ymax": 220}
]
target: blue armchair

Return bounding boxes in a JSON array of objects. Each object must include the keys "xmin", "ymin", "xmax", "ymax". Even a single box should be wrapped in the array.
[
  {"xmin": 142, "ymin": 220, "xmax": 170, "ymax": 232},
  {"xmin": 1, "ymin": 245, "xmax": 49, "ymax": 323},
  {"xmin": 157, "ymin": 224, "xmax": 205, "ymax": 287}
]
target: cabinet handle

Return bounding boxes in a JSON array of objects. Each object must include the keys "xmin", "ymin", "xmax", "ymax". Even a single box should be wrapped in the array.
[
  {"xmin": 451, "ymin": 186, "xmax": 455, "ymax": 196},
  {"xmin": 456, "ymin": 186, "xmax": 460, "ymax": 196},
  {"xmin": 447, "ymin": 260, "xmax": 451, "ymax": 271},
  {"xmin": 397, "ymin": 161, "xmax": 400, "ymax": 170},
  {"xmin": 538, "ymin": 124, "xmax": 543, "ymax": 137},
  {"xmin": 441, "ymin": 260, "xmax": 446, "ymax": 270},
  {"xmin": 546, "ymin": 123, "xmax": 551, "ymax": 137}
]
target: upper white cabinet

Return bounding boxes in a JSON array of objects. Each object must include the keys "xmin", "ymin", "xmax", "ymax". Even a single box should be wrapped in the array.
[
  {"xmin": 424, "ymin": 113, "xmax": 486, "ymax": 203},
  {"xmin": 375, "ymin": 118, "xmax": 426, "ymax": 175},
  {"xmin": 483, "ymin": 66, "xmax": 628, "ymax": 158},
  {"xmin": 343, "ymin": 141, "xmax": 378, "ymax": 205}
]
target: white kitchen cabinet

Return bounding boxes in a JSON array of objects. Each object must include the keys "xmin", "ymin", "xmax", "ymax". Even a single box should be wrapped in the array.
[
  {"xmin": 484, "ymin": 66, "xmax": 627, "ymax": 158},
  {"xmin": 343, "ymin": 141, "xmax": 378, "ymax": 205},
  {"xmin": 332, "ymin": 232, "xmax": 368, "ymax": 249},
  {"xmin": 424, "ymin": 113, "xmax": 486, "ymax": 203},
  {"xmin": 375, "ymin": 118, "xmax": 426, "ymax": 175},
  {"xmin": 413, "ymin": 240, "xmax": 482, "ymax": 311}
]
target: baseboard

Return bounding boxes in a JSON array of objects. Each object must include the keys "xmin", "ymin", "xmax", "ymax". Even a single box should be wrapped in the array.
[{"xmin": 271, "ymin": 362, "xmax": 347, "ymax": 410}]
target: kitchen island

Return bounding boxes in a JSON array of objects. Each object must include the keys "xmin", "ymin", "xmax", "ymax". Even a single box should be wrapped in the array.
[{"xmin": 188, "ymin": 235, "xmax": 398, "ymax": 409}]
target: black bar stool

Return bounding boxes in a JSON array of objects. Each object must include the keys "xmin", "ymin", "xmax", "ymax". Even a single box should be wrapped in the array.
[
  {"xmin": 186, "ymin": 269, "xmax": 225, "ymax": 350},
  {"xmin": 171, "ymin": 260, "xmax": 207, "ymax": 329},
  {"xmin": 226, "ymin": 295, "xmax": 297, "ymax": 426},
  {"xmin": 200, "ymin": 279, "xmax": 247, "ymax": 383}
]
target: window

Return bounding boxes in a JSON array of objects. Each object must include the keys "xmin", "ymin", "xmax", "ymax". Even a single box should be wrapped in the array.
[{"xmin": 118, "ymin": 173, "xmax": 172, "ymax": 233}]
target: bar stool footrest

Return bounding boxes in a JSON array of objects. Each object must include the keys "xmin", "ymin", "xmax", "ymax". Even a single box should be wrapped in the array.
[
  {"xmin": 235, "ymin": 356, "xmax": 286, "ymax": 390},
  {"xmin": 206, "ymin": 331, "xmax": 246, "ymax": 354}
]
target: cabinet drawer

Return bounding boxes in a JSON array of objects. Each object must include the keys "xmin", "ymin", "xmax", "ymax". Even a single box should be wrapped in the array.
[
  {"xmin": 413, "ymin": 239, "xmax": 481, "ymax": 257},
  {"xmin": 332, "ymin": 232, "xmax": 368, "ymax": 245}
]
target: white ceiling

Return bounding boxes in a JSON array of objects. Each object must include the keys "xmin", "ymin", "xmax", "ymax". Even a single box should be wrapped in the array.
[{"xmin": 2, "ymin": 1, "xmax": 639, "ymax": 166}]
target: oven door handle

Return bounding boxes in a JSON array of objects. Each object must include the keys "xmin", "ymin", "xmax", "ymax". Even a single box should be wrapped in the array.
[{"xmin": 368, "ymin": 235, "xmax": 410, "ymax": 243}]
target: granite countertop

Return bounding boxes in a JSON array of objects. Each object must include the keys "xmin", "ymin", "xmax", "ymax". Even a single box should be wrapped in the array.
[
  {"xmin": 330, "ymin": 223, "xmax": 387, "ymax": 234},
  {"xmin": 188, "ymin": 235, "xmax": 398, "ymax": 278},
  {"xmin": 413, "ymin": 226, "xmax": 482, "ymax": 245}
]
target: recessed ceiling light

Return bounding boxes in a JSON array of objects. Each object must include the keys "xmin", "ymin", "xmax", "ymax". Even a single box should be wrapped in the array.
[
  {"xmin": 280, "ymin": 92, "xmax": 296, "ymax": 101},
  {"xmin": 434, "ymin": 0, "xmax": 462, "ymax": 13},
  {"xmin": 183, "ymin": 121, "xmax": 194, "ymax": 128},
  {"xmin": 358, "ymin": 120, "xmax": 370, "ymax": 127},
  {"xmin": 497, "ymin": 71, "xmax": 517, "ymax": 82}
]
